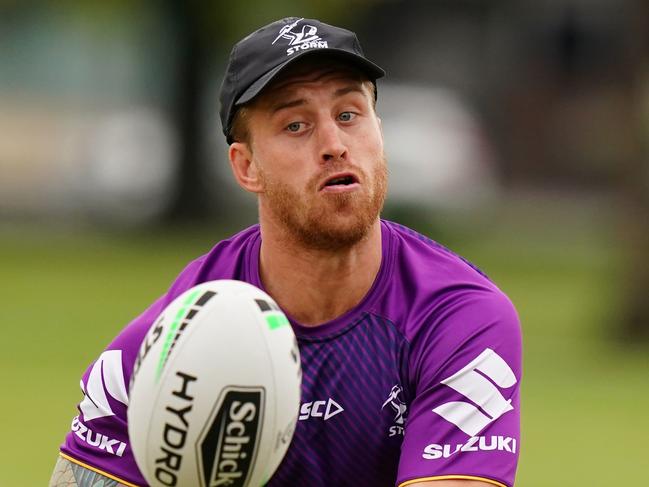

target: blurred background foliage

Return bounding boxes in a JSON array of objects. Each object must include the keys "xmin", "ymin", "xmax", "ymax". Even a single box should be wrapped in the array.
[{"xmin": 1, "ymin": 0, "xmax": 648, "ymax": 485}]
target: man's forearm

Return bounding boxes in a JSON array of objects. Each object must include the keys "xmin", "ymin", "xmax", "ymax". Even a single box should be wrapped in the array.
[{"xmin": 49, "ymin": 456, "xmax": 128, "ymax": 487}]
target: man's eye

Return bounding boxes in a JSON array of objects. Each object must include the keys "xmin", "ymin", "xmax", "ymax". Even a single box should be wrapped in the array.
[
  {"xmin": 338, "ymin": 112, "xmax": 355, "ymax": 122},
  {"xmin": 286, "ymin": 122, "xmax": 302, "ymax": 132}
]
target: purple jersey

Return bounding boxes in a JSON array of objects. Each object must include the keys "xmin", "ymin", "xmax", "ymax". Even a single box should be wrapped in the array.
[{"xmin": 60, "ymin": 220, "xmax": 522, "ymax": 487}]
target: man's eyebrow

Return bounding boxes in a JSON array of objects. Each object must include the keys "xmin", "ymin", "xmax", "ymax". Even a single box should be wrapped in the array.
[
  {"xmin": 333, "ymin": 85, "xmax": 365, "ymax": 98},
  {"xmin": 269, "ymin": 84, "xmax": 365, "ymax": 114},
  {"xmin": 270, "ymin": 98, "xmax": 306, "ymax": 114}
]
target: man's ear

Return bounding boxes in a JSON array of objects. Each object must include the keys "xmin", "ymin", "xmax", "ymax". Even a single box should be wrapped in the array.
[{"xmin": 229, "ymin": 142, "xmax": 263, "ymax": 193}]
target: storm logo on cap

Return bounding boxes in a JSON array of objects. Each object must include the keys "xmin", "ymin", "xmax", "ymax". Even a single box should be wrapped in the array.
[{"xmin": 272, "ymin": 18, "xmax": 328, "ymax": 56}]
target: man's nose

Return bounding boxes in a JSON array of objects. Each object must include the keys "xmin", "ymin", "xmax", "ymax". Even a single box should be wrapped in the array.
[{"xmin": 318, "ymin": 119, "xmax": 347, "ymax": 163}]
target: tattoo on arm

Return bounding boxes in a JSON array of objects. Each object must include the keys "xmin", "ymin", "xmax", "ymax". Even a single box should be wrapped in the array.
[{"xmin": 49, "ymin": 456, "xmax": 128, "ymax": 487}]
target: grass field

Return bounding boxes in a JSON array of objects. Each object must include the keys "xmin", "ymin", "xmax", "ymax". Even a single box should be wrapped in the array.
[{"xmin": 1, "ymin": 209, "xmax": 647, "ymax": 486}]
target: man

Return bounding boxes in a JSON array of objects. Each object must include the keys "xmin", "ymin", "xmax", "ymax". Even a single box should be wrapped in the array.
[{"xmin": 51, "ymin": 17, "xmax": 521, "ymax": 487}]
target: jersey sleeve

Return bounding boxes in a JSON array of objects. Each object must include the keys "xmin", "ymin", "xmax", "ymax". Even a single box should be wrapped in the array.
[
  {"xmin": 59, "ymin": 256, "xmax": 210, "ymax": 487},
  {"xmin": 59, "ymin": 297, "xmax": 165, "ymax": 486},
  {"xmin": 397, "ymin": 288, "xmax": 522, "ymax": 487}
]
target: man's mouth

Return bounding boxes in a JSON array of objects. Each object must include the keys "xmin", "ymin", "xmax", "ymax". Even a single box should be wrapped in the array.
[{"xmin": 320, "ymin": 173, "xmax": 359, "ymax": 190}]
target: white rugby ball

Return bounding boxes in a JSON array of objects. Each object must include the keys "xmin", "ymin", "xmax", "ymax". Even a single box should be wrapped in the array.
[{"xmin": 127, "ymin": 280, "xmax": 301, "ymax": 487}]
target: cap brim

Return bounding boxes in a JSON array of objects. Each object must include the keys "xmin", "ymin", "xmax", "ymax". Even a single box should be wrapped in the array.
[{"xmin": 235, "ymin": 48, "xmax": 385, "ymax": 106}]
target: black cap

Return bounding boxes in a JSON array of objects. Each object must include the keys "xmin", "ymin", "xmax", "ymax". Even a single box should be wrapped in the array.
[{"xmin": 219, "ymin": 17, "xmax": 385, "ymax": 143}]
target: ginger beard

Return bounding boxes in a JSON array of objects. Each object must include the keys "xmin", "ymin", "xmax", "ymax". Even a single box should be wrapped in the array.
[{"xmin": 256, "ymin": 156, "xmax": 388, "ymax": 252}]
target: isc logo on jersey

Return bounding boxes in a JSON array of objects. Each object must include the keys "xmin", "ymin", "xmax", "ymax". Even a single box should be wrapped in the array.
[
  {"xmin": 73, "ymin": 350, "xmax": 129, "ymax": 456},
  {"xmin": 298, "ymin": 398, "xmax": 344, "ymax": 421},
  {"xmin": 423, "ymin": 348, "xmax": 518, "ymax": 460}
]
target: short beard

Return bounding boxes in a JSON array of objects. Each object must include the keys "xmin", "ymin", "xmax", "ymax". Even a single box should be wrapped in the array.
[{"xmin": 258, "ymin": 157, "xmax": 388, "ymax": 252}]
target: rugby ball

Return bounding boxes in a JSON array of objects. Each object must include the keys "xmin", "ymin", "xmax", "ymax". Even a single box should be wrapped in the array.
[{"xmin": 127, "ymin": 280, "xmax": 301, "ymax": 487}]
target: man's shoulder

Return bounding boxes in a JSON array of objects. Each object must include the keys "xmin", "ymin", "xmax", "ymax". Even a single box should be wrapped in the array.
[
  {"xmin": 379, "ymin": 220, "xmax": 516, "ymax": 340},
  {"xmin": 384, "ymin": 220, "xmax": 491, "ymax": 285},
  {"xmin": 202, "ymin": 223, "xmax": 261, "ymax": 266},
  {"xmin": 214, "ymin": 223, "xmax": 261, "ymax": 247}
]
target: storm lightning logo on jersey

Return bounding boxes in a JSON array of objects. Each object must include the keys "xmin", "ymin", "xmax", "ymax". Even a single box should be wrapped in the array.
[
  {"xmin": 382, "ymin": 385, "xmax": 407, "ymax": 437},
  {"xmin": 272, "ymin": 18, "xmax": 328, "ymax": 56}
]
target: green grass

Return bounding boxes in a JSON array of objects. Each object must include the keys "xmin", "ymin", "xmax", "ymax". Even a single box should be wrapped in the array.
[{"xmin": 0, "ymin": 215, "xmax": 646, "ymax": 486}]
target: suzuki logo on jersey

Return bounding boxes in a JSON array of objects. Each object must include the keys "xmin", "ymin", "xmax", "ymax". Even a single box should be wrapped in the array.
[
  {"xmin": 382, "ymin": 385, "xmax": 408, "ymax": 437},
  {"xmin": 71, "ymin": 415, "xmax": 127, "ymax": 457},
  {"xmin": 79, "ymin": 350, "xmax": 129, "ymax": 422},
  {"xmin": 432, "ymin": 348, "xmax": 517, "ymax": 437},
  {"xmin": 422, "ymin": 435, "xmax": 517, "ymax": 460},
  {"xmin": 299, "ymin": 398, "xmax": 344, "ymax": 421},
  {"xmin": 272, "ymin": 18, "xmax": 328, "ymax": 56}
]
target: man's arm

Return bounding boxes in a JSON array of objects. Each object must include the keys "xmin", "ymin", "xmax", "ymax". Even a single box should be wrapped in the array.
[
  {"xmin": 397, "ymin": 290, "xmax": 521, "ymax": 487},
  {"xmin": 49, "ymin": 456, "xmax": 131, "ymax": 487}
]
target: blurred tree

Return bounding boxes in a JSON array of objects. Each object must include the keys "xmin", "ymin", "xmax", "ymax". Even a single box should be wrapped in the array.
[
  {"xmin": 162, "ymin": 0, "xmax": 210, "ymax": 221},
  {"xmin": 620, "ymin": 0, "xmax": 649, "ymax": 341}
]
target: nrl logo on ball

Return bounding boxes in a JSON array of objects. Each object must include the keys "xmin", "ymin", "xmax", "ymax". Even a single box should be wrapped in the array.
[{"xmin": 272, "ymin": 18, "xmax": 328, "ymax": 56}]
